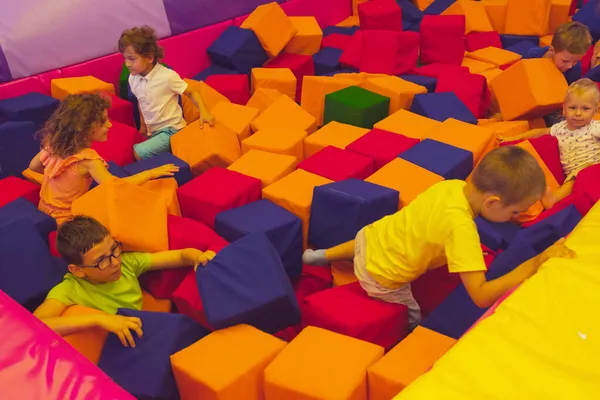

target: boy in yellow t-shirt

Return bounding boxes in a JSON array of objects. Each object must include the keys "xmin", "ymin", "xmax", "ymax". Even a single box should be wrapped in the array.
[
  {"xmin": 34, "ymin": 216, "xmax": 216, "ymax": 348},
  {"xmin": 303, "ymin": 147, "xmax": 576, "ymax": 329}
]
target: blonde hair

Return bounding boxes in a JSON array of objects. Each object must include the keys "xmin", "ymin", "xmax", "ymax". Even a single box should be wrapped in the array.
[
  {"xmin": 552, "ymin": 21, "xmax": 592, "ymax": 55},
  {"xmin": 565, "ymin": 78, "xmax": 600, "ymax": 105},
  {"xmin": 471, "ymin": 146, "xmax": 546, "ymax": 205}
]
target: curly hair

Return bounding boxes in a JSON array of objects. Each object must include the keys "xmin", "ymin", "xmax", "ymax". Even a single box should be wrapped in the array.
[
  {"xmin": 38, "ymin": 93, "xmax": 111, "ymax": 159},
  {"xmin": 118, "ymin": 25, "xmax": 164, "ymax": 64}
]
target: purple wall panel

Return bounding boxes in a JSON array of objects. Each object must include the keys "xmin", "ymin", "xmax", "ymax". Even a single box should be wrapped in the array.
[
  {"xmin": 163, "ymin": 0, "xmax": 285, "ymax": 36},
  {"xmin": 0, "ymin": 46, "xmax": 12, "ymax": 83}
]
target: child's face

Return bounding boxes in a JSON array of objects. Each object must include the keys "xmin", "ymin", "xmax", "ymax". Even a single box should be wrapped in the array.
[
  {"xmin": 563, "ymin": 91, "xmax": 598, "ymax": 130},
  {"xmin": 552, "ymin": 49, "xmax": 583, "ymax": 72},
  {"xmin": 69, "ymin": 235, "xmax": 123, "ymax": 284},
  {"xmin": 480, "ymin": 195, "xmax": 539, "ymax": 223},
  {"xmin": 123, "ymin": 46, "xmax": 154, "ymax": 76},
  {"xmin": 91, "ymin": 111, "xmax": 112, "ymax": 142}
]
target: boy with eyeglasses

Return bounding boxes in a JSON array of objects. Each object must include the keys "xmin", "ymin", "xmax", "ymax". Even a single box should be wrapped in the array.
[{"xmin": 33, "ymin": 216, "xmax": 215, "ymax": 348}]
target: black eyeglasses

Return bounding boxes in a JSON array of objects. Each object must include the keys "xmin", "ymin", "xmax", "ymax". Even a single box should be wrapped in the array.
[{"xmin": 79, "ymin": 242, "xmax": 123, "ymax": 270}]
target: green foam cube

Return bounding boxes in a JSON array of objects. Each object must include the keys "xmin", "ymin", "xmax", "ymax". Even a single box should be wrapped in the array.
[{"xmin": 323, "ymin": 86, "xmax": 390, "ymax": 129}]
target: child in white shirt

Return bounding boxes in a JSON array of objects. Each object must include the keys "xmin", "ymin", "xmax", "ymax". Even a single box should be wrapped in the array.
[
  {"xmin": 119, "ymin": 26, "xmax": 215, "ymax": 160},
  {"xmin": 501, "ymin": 78, "xmax": 600, "ymax": 209}
]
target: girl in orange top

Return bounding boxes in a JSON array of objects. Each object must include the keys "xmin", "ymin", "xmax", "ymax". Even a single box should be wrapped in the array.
[{"xmin": 29, "ymin": 94, "xmax": 179, "ymax": 224}]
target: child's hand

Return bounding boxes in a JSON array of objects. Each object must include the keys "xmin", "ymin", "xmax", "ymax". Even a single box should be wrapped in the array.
[
  {"xmin": 199, "ymin": 112, "xmax": 215, "ymax": 129},
  {"xmin": 97, "ymin": 314, "xmax": 143, "ymax": 348},
  {"xmin": 540, "ymin": 238, "xmax": 576, "ymax": 264},
  {"xmin": 183, "ymin": 248, "xmax": 217, "ymax": 270},
  {"xmin": 146, "ymin": 164, "xmax": 180, "ymax": 179}
]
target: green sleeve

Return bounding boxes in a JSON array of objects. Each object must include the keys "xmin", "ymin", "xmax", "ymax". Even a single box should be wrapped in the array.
[
  {"xmin": 45, "ymin": 280, "xmax": 76, "ymax": 307},
  {"xmin": 121, "ymin": 252, "xmax": 152, "ymax": 277}
]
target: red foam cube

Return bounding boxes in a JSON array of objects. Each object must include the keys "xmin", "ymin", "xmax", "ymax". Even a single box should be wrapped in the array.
[
  {"xmin": 108, "ymin": 95, "xmax": 135, "ymax": 127},
  {"xmin": 339, "ymin": 31, "xmax": 363, "ymax": 70},
  {"xmin": 359, "ymin": 0, "xmax": 403, "ymax": 31},
  {"xmin": 139, "ymin": 215, "xmax": 229, "ymax": 299},
  {"xmin": 464, "ymin": 31, "xmax": 502, "ymax": 52},
  {"xmin": 522, "ymin": 192, "xmax": 593, "ymax": 228},
  {"xmin": 177, "ymin": 167, "xmax": 262, "ymax": 229},
  {"xmin": 410, "ymin": 265, "xmax": 462, "ymax": 317},
  {"xmin": 205, "ymin": 74, "xmax": 250, "ymax": 105},
  {"xmin": 321, "ymin": 33, "xmax": 352, "ymax": 51},
  {"xmin": 265, "ymin": 53, "xmax": 315, "ymax": 101},
  {"xmin": 413, "ymin": 63, "xmax": 470, "ymax": 78},
  {"xmin": 361, "ymin": 30, "xmax": 419, "ymax": 75},
  {"xmin": 302, "ymin": 282, "xmax": 409, "ymax": 350},
  {"xmin": 573, "ymin": 164, "xmax": 600, "ymax": 209},
  {"xmin": 297, "ymin": 146, "xmax": 375, "ymax": 181},
  {"xmin": 435, "ymin": 72, "xmax": 491, "ymax": 118},
  {"xmin": 346, "ymin": 129, "xmax": 420, "ymax": 170},
  {"xmin": 172, "ymin": 270, "xmax": 213, "ymax": 329},
  {"xmin": 91, "ymin": 121, "xmax": 144, "ymax": 166},
  {"xmin": 0, "ymin": 176, "xmax": 40, "ymax": 208},
  {"xmin": 48, "ymin": 231, "xmax": 60, "ymax": 257},
  {"xmin": 420, "ymin": 15, "xmax": 466, "ymax": 65},
  {"xmin": 502, "ymin": 135, "xmax": 565, "ymax": 185}
]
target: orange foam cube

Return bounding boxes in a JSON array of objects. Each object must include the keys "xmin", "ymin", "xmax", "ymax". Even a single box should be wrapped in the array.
[
  {"xmin": 264, "ymin": 326, "xmax": 384, "ymax": 399},
  {"xmin": 481, "ymin": 0, "xmax": 508, "ymax": 34},
  {"xmin": 549, "ymin": 0, "xmax": 570, "ymax": 34},
  {"xmin": 504, "ymin": 0, "xmax": 551, "ymax": 36},
  {"xmin": 366, "ymin": 158, "xmax": 444, "ymax": 209},
  {"xmin": 415, "ymin": 0, "xmax": 435, "ymax": 10},
  {"xmin": 367, "ymin": 326, "xmax": 456, "ymax": 399},
  {"xmin": 303, "ymin": 121, "xmax": 369, "ymax": 158},
  {"xmin": 142, "ymin": 290, "xmax": 172, "ymax": 312},
  {"xmin": 374, "ymin": 109, "xmax": 442, "ymax": 140},
  {"xmin": 251, "ymin": 95, "xmax": 317, "ymax": 133},
  {"xmin": 171, "ymin": 324, "xmax": 286, "ymax": 400},
  {"xmin": 285, "ymin": 17, "xmax": 323, "ymax": 55},
  {"xmin": 478, "ymin": 68, "xmax": 504, "ymax": 84},
  {"xmin": 141, "ymin": 178, "xmax": 181, "ymax": 217},
  {"xmin": 529, "ymin": 118, "xmax": 548, "ymax": 129},
  {"xmin": 361, "ymin": 76, "xmax": 427, "ymax": 114},
  {"xmin": 241, "ymin": 2, "xmax": 298, "ymax": 58},
  {"xmin": 171, "ymin": 121, "xmax": 241, "ymax": 175},
  {"xmin": 71, "ymin": 178, "xmax": 169, "ymax": 252},
  {"xmin": 462, "ymin": 57, "xmax": 496, "ymax": 74},
  {"xmin": 211, "ymin": 102, "xmax": 259, "ymax": 141},
  {"xmin": 478, "ymin": 119, "xmax": 530, "ymax": 139},
  {"xmin": 331, "ymin": 261, "xmax": 358, "ymax": 287},
  {"xmin": 61, "ymin": 306, "xmax": 109, "ymax": 365},
  {"xmin": 353, "ymin": 0, "xmax": 368, "ymax": 15},
  {"xmin": 242, "ymin": 128, "xmax": 307, "ymax": 160},
  {"xmin": 467, "ymin": 47, "xmax": 522, "ymax": 67},
  {"xmin": 515, "ymin": 140, "xmax": 560, "ymax": 223},
  {"xmin": 183, "ymin": 79, "xmax": 231, "ymax": 123},
  {"xmin": 251, "ymin": 68, "xmax": 297, "ymax": 100},
  {"xmin": 336, "ymin": 16, "xmax": 360, "ymax": 27},
  {"xmin": 246, "ymin": 88, "xmax": 283, "ymax": 114},
  {"xmin": 427, "ymin": 118, "xmax": 496, "ymax": 164},
  {"xmin": 443, "ymin": 0, "xmax": 493, "ymax": 33},
  {"xmin": 50, "ymin": 76, "xmax": 115, "ymax": 100},
  {"xmin": 263, "ymin": 169, "xmax": 332, "ymax": 248},
  {"xmin": 22, "ymin": 168, "xmax": 44, "ymax": 185},
  {"xmin": 228, "ymin": 149, "xmax": 297, "ymax": 187},
  {"xmin": 301, "ymin": 76, "xmax": 358, "ymax": 127},
  {"xmin": 540, "ymin": 34, "xmax": 553, "ymax": 48},
  {"xmin": 490, "ymin": 59, "xmax": 568, "ymax": 121}
]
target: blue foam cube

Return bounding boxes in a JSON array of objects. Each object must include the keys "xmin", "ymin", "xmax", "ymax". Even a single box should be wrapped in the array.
[
  {"xmin": 90, "ymin": 161, "xmax": 129, "ymax": 189},
  {"xmin": 197, "ymin": 233, "xmax": 300, "ymax": 333},
  {"xmin": 0, "ymin": 198, "xmax": 57, "ymax": 243},
  {"xmin": 99, "ymin": 309, "xmax": 209, "ymax": 400},
  {"xmin": 500, "ymin": 34, "xmax": 539, "ymax": 49},
  {"xmin": 424, "ymin": 0, "xmax": 456, "ymax": 15},
  {"xmin": 398, "ymin": 139, "xmax": 473, "ymax": 180},
  {"xmin": 475, "ymin": 217, "xmax": 521, "ymax": 252},
  {"xmin": 0, "ymin": 219, "xmax": 62, "ymax": 310},
  {"xmin": 193, "ymin": 64, "xmax": 243, "ymax": 82},
  {"xmin": 214, "ymin": 199, "xmax": 303, "ymax": 280},
  {"xmin": 506, "ymin": 41, "xmax": 540, "ymax": 57},
  {"xmin": 322, "ymin": 26, "xmax": 360, "ymax": 36},
  {"xmin": 0, "ymin": 92, "xmax": 59, "ymax": 126},
  {"xmin": 313, "ymin": 48, "xmax": 344, "ymax": 76},
  {"xmin": 0, "ymin": 121, "xmax": 39, "ymax": 179},
  {"xmin": 410, "ymin": 92, "xmax": 477, "ymax": 124},
  {"xmin": 421, "ymin": 240, "xmax": 538, "ymax": 339},
  {"xmin": 309, "ymin": 179, "xmax": 399, "ymax": 249},
  {"xmin": 584, "ymin": 65, "xmax": 600, "ymax": 82},
  {"xmin": 124, "ymin": 153, "xmax": 192, "ymax": 187},
  {"xmin": 398, "ymin": 74, "xmax": 437, "ymax": 92},
  {"xmin": 573, "ymin": 0, "xmax": 600, "ymax": 42},
  {"xmin": 397, "ymin": 0, "xmax": 424, "ymax": 29},
  {"xmin": 207, "ymin": 26, "xmax": 268, "ymax": 74}
]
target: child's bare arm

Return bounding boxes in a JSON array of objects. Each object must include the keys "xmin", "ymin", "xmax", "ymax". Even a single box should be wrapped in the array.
[
  {"xmin": 183, "ymin": 87, "xmax": 215, "ymax": 128},
  {"xmin": 499, "ymin": 128, "xmax": 550, "ymax": 143},
  {"xmin": 149, "ymin": 248, "xmax": 217, "ymax": 271},
  {"xmin": 82, "ymin": 159, "xmax": 179, "ymax": 186},
  {"xmin": 29, "ymin": 151, "xmax": 45, "ymax": 173},
  {"xmin": 34, "ymin": 298, "xmax": 143, "ymax": 347},
  {"xmin": 461, "ymin": 238, "xmax": 575, "ymax": 308}
]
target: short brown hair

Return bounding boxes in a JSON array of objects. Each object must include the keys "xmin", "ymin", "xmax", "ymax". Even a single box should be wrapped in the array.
[
  {"xmin": 552, "ymin": 21, "xmax": 592, "ymax": 55},
  {"xmin": 565, "ymin": 78, "xmax": 600, "ymax": 105},
  {"xmin": 118, "ymin": 25, "xmax": 164, "ymax": 64},
  {"xmin": 56, "ymin": 216, "xmax": 110, "ymax": 265},
  {"xmin": 471, "ymin": 146, "xmax": 546, "ymax": 205},
  {"xmin": 38, "ymin": 94, "xmax": 111, "ymax": 159}
]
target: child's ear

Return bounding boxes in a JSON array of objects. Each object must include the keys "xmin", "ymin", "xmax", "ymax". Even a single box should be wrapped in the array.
[
  {"xmin": 68, "ymin": 264, "xmax": 86, "ymax": 278},
  {"xmin": 482, "ymin": 195, "xmax": 502, "ymax": 209}
]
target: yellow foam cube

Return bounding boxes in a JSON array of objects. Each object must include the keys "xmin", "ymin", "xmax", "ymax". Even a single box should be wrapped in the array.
[
  {"xmin": 251, "ymin": 68, "xmax": 297, "ymax": 100},
  {"xmin": 374, "ymin": 109, "xmax": 442, "ymax": 140},
  {"xmin": 211, "ymin": 102, "xmax": 259, "ymax": 141},
  {"xmin": 303, "ymin": 121, "xmax": 369, "ymax": 158},
  {"xmin": 361, "ymin": 76, "xmax": 427, "ymax": 114},
  {"xmin": 285, "ymin": 17, "xmax": 323, "ymax": 55},
  {"xmin": 301, "ymin": 75, "xmax": 358, "ymax": 127},
  {"xmin": 251, "ymin": 95, "xmax": 317, "ymax": 133},
  {"xmin": 242, "ymin": 128, "xmax": 307, "ymax": 161},
  {"xmin": 228, "ymin": 149, "xmax": 297, "ymax": 188},
  {"xmin": 246, "ymin": 87, "xmax": 283, "ymax": 114},
  {"xmin": 241, "ymin": 2, "xmax": 297, "ymax": 58},
  {"xmin": 443, "ymin": 0, "xmax": 493, "ymax": 34}
]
